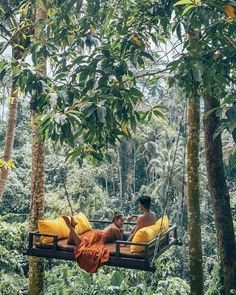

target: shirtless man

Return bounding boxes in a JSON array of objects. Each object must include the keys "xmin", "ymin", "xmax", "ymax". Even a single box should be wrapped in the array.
[{"xmin": 127, "ymin": 195, "xmax": 157, "ymax": 241}]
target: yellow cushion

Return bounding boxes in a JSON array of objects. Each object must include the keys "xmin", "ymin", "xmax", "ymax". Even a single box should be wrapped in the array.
[
  {"xmin": 130, "ymin": 215, "xmax": 169, "ymax": 253},
  {"xmin": 73, "ymin": 212, "xmax": 92, "ymax": 235},
  {"xmin": 38, "ymin": 217, "xmax": 70, "ymax": 243}
]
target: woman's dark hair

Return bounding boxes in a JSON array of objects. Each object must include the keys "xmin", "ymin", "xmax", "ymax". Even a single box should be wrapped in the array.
[
  {"xmin": 138, "ymin": 195, "xmax": 151, "ymax": 210},
  {"xmin": 112, "ymin": 212, "xmax": 123, "ymax": 222}
]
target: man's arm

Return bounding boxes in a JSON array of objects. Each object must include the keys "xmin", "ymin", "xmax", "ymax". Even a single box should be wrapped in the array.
[{"xmin": 127, "ymin": 214, "xmax": 138, "ymax": 222}]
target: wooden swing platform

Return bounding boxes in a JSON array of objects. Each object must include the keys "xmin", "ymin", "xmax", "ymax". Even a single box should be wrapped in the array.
[{"xmin": 27, "ymin": 222, "xmax": 178, "ymax": 272}]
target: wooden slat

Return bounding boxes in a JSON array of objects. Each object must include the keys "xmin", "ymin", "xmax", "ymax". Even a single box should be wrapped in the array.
[
  {"xmin": 153, "ymin": 237, "xmax": 177, "ymax": 259},
  {"xmin": 27, "ymin": 237, "xmax": 177, "ymax": 272},
  {"xmin": 107, "ymin": 256, "xmax": 156, "ymax": 272},
  {"xmin": 27, "ymin": 247, "xmax": 74, "ymax": 261},
  {"xmin": 27, "ymin": 247, "xmax": 156, "ymax": 272}
]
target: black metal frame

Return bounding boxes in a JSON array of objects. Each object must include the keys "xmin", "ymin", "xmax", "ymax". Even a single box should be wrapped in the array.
[{"xmin": 27, "ymin": 221, "xmax": 178, "ymax": 272}]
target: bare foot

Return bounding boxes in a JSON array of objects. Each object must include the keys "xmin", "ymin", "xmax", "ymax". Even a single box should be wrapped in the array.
[{"xmin": 62, "ymin": 215, "xmax": 72, "ymax": 229}]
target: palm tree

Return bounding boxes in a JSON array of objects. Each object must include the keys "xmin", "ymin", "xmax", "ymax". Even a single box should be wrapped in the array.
[{"xmin": 0, "ymin": 0, "xmax": 33, "ymax": 198}]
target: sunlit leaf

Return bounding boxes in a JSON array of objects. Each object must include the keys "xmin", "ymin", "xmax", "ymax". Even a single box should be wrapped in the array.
[
  {"xmin": 36, "ymin": 0, "xmax": 47, "ymax": 12},
  {"xmin": 182, "ymin": 4, "xmax": 195, "ymax": 15},
  {"xmin": 121, "ymin": 123, "xmax": 129, "ymax": 135},
  {"xmin": 174, "ymin": 0, "xmax": 195, "ymax": 7}
]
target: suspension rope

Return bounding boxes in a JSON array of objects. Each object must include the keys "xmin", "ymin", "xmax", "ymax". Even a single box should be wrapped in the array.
[
  {"xmin": 152, "ymin": 102, "xmax": 186, "ymax": 264},
  {"xmin": 161, "ymin": 102, "xmax": 186, "ymax": 225},
  {"xmin": 53, "ymin": 147, "xmax": 74, "ymax": 216}
]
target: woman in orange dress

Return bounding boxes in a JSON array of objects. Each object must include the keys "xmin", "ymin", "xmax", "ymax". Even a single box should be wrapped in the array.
[{"xmin": 62, "ymin": 213, "xmax": 124, "ymax": 273}]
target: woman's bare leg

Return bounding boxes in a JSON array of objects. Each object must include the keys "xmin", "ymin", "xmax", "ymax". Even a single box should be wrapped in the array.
[
  {"xmin": 67, "ymin": 217, "xmax": 78, "ymax": 245},
  {"xmin": 62, "ymin": 216, "xmax": 81, "ymax": 246}
]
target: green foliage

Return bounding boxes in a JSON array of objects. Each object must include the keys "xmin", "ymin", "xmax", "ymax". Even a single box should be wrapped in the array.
[
  {"xmin": 0, "ymin": 221, "xmax": 27, "ymax": 275},
  {"xmin": 0, "ymin": 220, "xmax": 27, "ymax": 250},
  {"xmin": 0, "ymin": 272, "xmax": 27, "ymax": 295},
  {"xmin": 171, "ymin": 0, "xmax": 236, "ymax": 147},
  {"xmin": 0, "ymin": 0, "xmax": 174, "ymax": 163},
  {"xmin": 44, "ymin": 261, "xmax": 190, "ymax": 295},
  {"xmin": 0, "ymin": 221, "xmax": 27, "ymax": 294},
  {"xmin": 0, "ymin": 142, "xmax": 31, "ymax": 214},
  {"xmin": 0, "ymin": 97, "xmax": 32, "ymax": 215},
  {"xmin": 1, "ymin": 1, "xmax": 236, "ymax": 294},
  {"xmin": 0, "ymin": 170, "xmax": 30, "ymax": 214},
  {"xmin": 155, "ymin": 277, "xmax": 190, "ymax": 295},
  {"xmin": 205, "ymin": 262, "xmax": 223, "ymax": 295},
  {"xmin": 43, "ymin": 152, "xmax": 114, "ymax": 218},
  {"xmin": 130, "ymin": 118, "xmax": 187, "ymax": 220}
]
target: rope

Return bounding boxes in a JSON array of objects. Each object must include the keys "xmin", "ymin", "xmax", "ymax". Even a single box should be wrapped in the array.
[
  {"xmin": 152, "ymin": 236, "xmax": 161, "ymax": 264},
  {"xmin": 152, "ymin": 103, "xmax": 186, "ymax": 264},
  {"xmin": 60, "ymin": 167, "xmax": 74, "ymax": 216},
  {"xmin": 160, "ymin": 105, "xmax": 186, "ymax": 227},
  {"xmin": 53, "ymin": 147, "xmax": 74, "ymax": 216}
]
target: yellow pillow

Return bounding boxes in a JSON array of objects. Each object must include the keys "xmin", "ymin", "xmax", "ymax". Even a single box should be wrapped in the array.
[
  {"xmin": 73, "ymin": 212, "xmax": 92, "ymax": 235},
  {"xmin": 130, "ymin": 215, "xmax": 169, "ymax": 253},
  {"xmin": 38, "ymin": 217, "xmax": 70, "ymax": 243}
]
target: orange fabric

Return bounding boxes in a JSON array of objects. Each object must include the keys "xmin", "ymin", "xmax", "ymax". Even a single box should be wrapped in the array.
[{"xmin": 74, "ymin": 230, "xmax": 110, "ymax": 273}]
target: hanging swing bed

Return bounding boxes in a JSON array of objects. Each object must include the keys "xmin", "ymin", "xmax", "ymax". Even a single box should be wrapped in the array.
[
  {"xmin": 27, "ymin": 105, "xmax": 186, "ymax": 272},
  {"xmin": 27, "ymin": 219, "xmax": 178, "ymax": 272}
]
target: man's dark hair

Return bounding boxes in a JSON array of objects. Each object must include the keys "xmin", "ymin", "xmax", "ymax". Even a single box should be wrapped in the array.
[{"xmin": 138, "ymin": 195, "xmax": 151, "ymax": 210}]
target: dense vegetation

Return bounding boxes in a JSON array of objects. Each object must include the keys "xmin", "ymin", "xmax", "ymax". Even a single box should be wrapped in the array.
[
  {"xmin": 0, "ymin": 96, "xmax": 228, "ymax": 295},
  {"xmin": 0, "ymin": 0, "xmax": 236, "ymax": 294}
]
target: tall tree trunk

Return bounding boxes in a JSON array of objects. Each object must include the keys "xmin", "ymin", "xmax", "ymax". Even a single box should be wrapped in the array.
[
  {"xmin": 28, "ymin": 2, "xmax": 47, "ymax": 295},
  {"xmin": 28, "ymin": 117, "xmax": 45, "ymax": 295},
  {"xmin": 0, "ymin": 48, "xmax": 22, "ymax": 198},
  {"xmin": 117, "ymin": 146, "xmax": 122, "ymax": 199},
  {"xmin": 112, "ymin": 164, "xmax": 116, "ymax": 196},
  {"xmin": 105, "ymin": 174, "xmax": 108, "ymax": 196},
  {"xmin": 118, "ymin": 137, "xmax": 132, "ymax": 201},
  {"xmin": 187, "ymin": 96, "xmax": 204, "ymax": 295},
  {"xmin": 204, "ymin": 95, "xmax": 236, "ymax": 293},
  {"xmin": 133, "ymin": 142, "xmax": 136, "ymax": 195},
  {"xmin": 179, "ymin": 142, "xmax": 187, "ymax": 230}
]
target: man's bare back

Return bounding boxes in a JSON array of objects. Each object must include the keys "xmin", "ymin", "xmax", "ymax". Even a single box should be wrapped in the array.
[{"xmin": 137, "ymin": 211, "xmax": 157, "ymax": 228}]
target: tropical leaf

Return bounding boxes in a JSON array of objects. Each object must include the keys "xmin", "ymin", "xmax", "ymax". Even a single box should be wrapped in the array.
[
  {"xmin": 36, "ymin": 0, "xmax": 47, "ymax": 12},
  {"xmin": 110, "ymin": 271, "xmax": 124, "ymax": 287}
]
